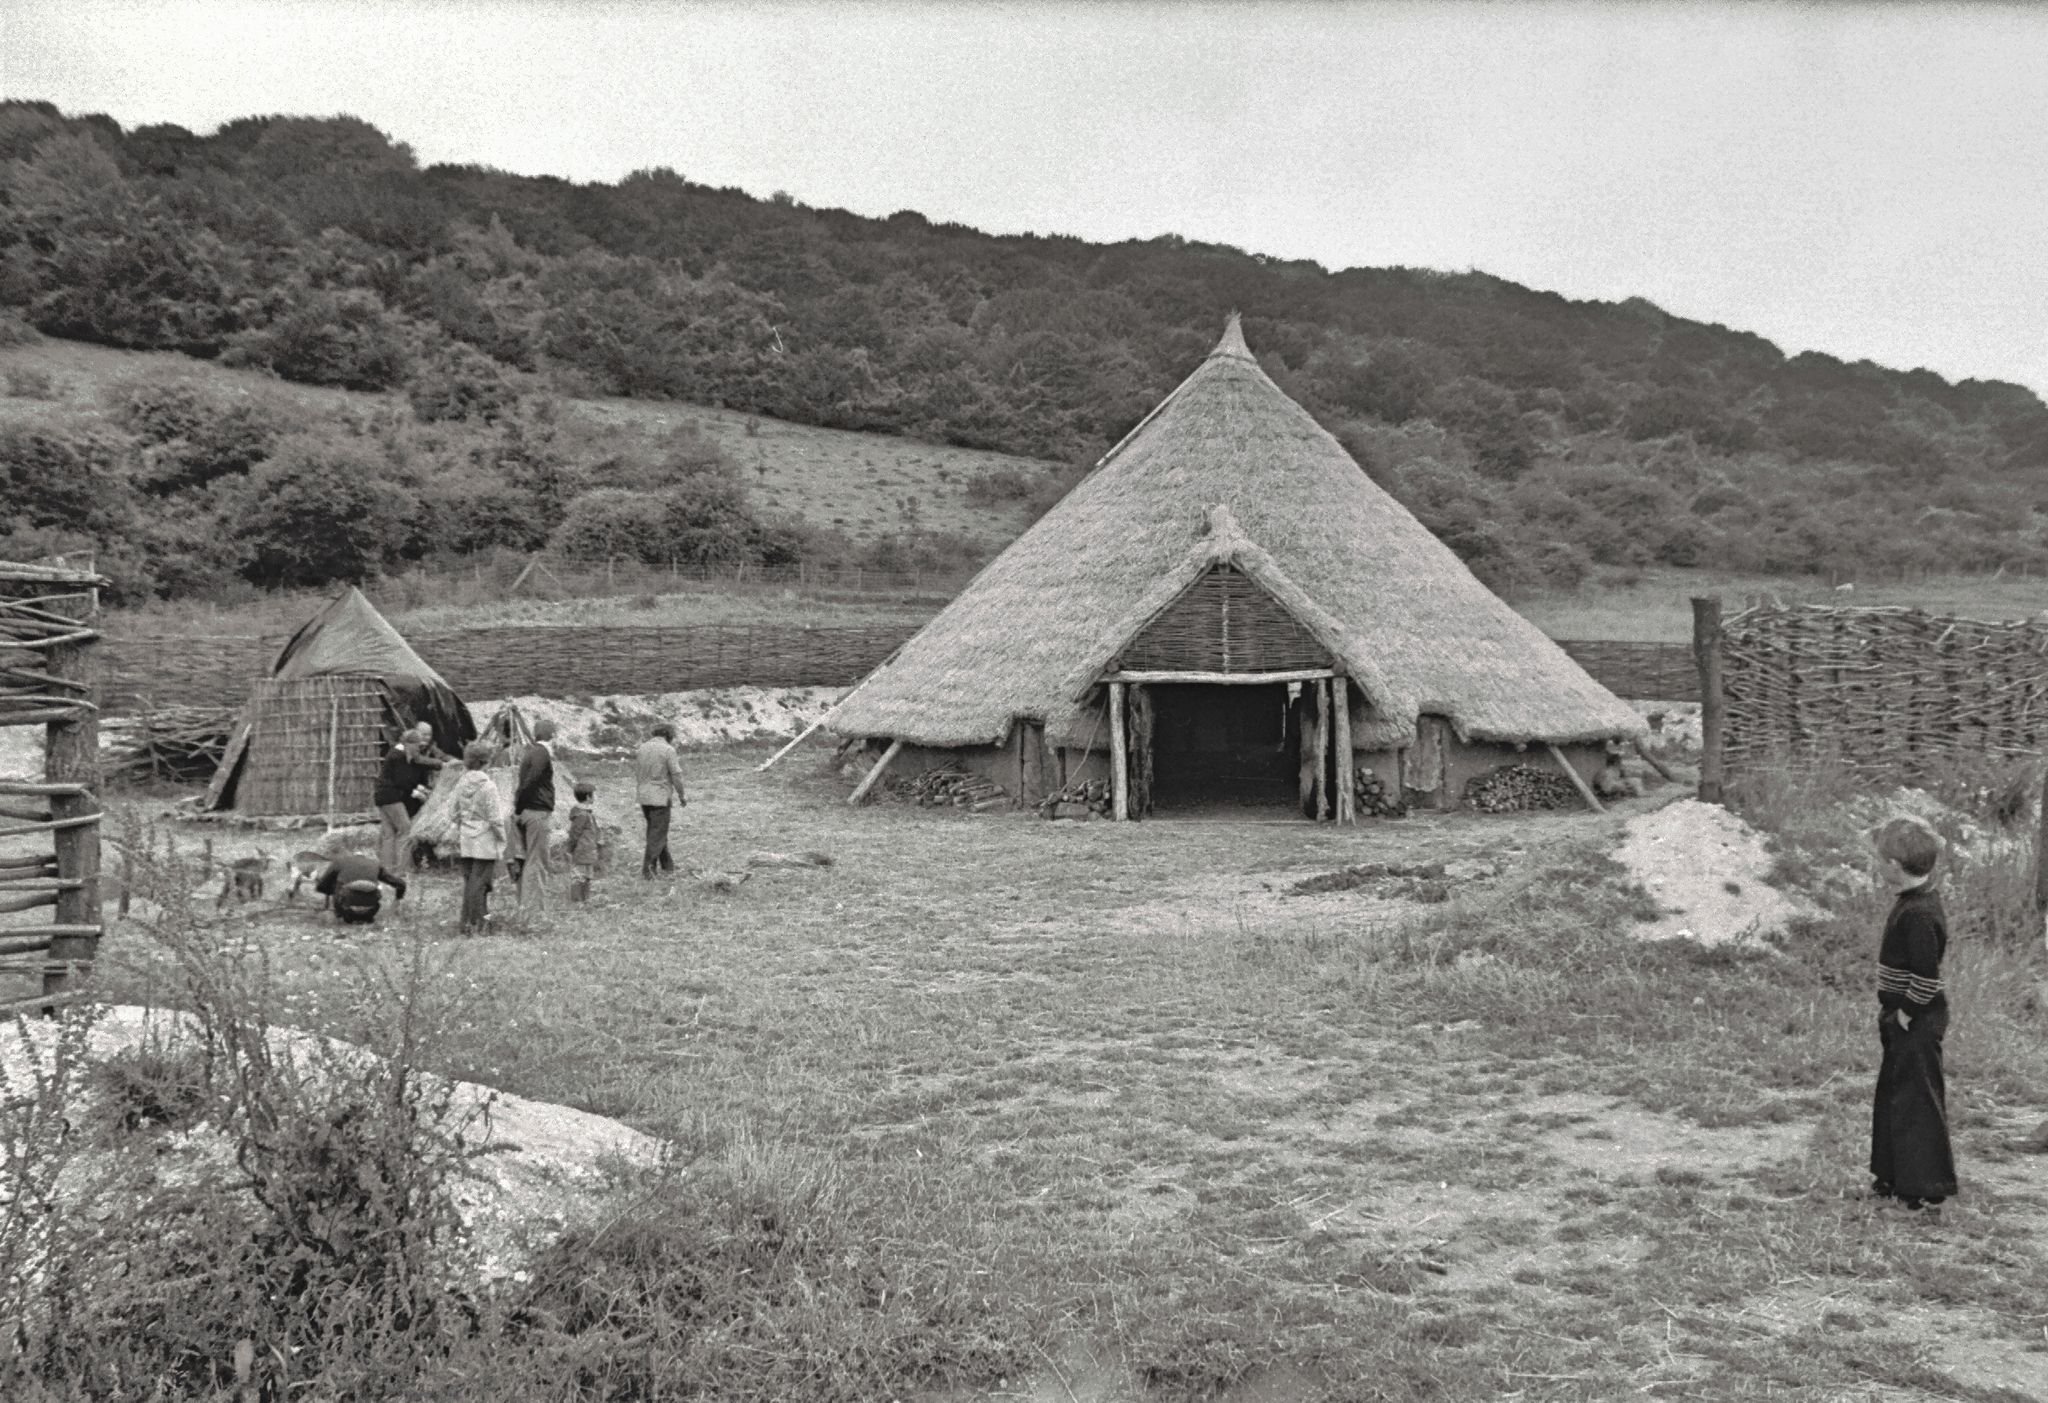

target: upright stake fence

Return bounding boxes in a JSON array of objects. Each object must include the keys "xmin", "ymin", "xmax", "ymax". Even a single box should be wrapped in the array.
[{"xmin": 0, "ymin": 558, "xmax": 108, "ymax": 1016}]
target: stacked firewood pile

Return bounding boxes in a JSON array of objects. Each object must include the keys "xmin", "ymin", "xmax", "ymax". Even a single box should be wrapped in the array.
[
  {"xmin": 106, "ymin": 705, "xmax": 235, "ymax": 784},
  {"xmin": 1037, "ymin": 778, "xmax": 1112, "ymax": 819},
  {"xmin": 1354, "ymin": 767, "xmax": 1407, "ymax": 818},
  {"xmin": 1463, "ymin": 763, "xmax": 1579, "ymax": 813},
  {"xmin": 892, "ymin": 766, "xmax": 1011, "ymax": 811}
]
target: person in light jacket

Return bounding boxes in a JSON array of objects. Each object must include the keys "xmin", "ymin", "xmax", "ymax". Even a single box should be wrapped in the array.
[
  {"xmin": 633, "ymin": 722, "xmax": 688, "ymax": 879},
  {"xmin": 450, "ymin": 740, "xmax": 507, "ymax": 934}
]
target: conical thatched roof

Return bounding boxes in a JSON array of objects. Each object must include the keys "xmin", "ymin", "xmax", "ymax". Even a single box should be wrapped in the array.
[
  {"xmin": 827, "ymin": 317, "xmax": 1644, "ymax": 749},
  {"xmin": 272, "ymin": 587, "xmax": 452, "ymax": 686}
]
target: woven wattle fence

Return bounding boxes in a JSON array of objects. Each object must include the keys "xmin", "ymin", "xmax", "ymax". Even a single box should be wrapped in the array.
[
  {"xmin": 1718, "ymin": 604, "xmax": 2048, "ymax": 775},
  {"xmin": 97, "ymin": 623, "xmax": 1693, "ymax": 715}
]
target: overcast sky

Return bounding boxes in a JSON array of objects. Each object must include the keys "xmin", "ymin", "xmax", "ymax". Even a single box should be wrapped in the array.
[{"xmin": 7, "ymin": 0, "xmax": 2045, "ymax": 394}]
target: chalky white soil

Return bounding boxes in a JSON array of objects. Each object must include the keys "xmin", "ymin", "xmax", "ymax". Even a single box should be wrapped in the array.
[
  {"xmin": 1613, "ymin": 798, "xmax": 1810, "ymax": 947},
  {"xmin": 0, "ymin": 1005, "xmax": 666, "ymax": 1286},
  {"xmin": 473, "ymin": 684, "xmax": 841, "ymax": 757}
]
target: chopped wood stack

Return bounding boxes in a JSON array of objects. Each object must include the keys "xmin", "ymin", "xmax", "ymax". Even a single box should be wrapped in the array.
[
  {"xmin": 1354, "ymin": 767, "xmax": 1407, "ymax": 818},
  {"xmin": 892, "ymin": 766, "xmax": 1012, "ymax": 811},
  {"xmin": 105, "ymin": 705, "xmax": 235, "ymax": 784},
  {"xmin": 1463, "ymin": 763, "xmax": 1580, "ymax": 813},
  {"xmin": 1037, "ymin": 778, "xmax": 1112, "ymax": 819}
]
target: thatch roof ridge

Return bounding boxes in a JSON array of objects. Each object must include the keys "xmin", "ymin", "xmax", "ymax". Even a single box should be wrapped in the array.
[{"xmin": 826, "ymin": 320, "xmax": 1644, "ymax": 749}]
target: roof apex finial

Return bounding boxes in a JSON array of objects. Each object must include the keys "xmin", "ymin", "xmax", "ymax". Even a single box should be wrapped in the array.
[{"xmin": 1210, "ymin": 312, "xmax": 1253, "ymax": 361}]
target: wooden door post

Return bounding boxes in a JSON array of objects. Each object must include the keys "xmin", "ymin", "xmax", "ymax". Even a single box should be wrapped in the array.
[
  {"xmin": 1109, "ymin": 683, "xmax": 1129, "ymax": 821},
  {"xmin": 1332, "ymin": 672, "xmax": 1354, "ymax": 823}
]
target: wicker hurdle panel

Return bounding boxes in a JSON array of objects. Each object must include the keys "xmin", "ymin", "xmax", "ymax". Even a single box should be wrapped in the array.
[
  {"xmin": 1720, "ymin": 604, "xmax": 2048, "ymax": 776},
  {"xmin": 1122, "ymin": 567, "xmax": 1327, "ymax": 673},
  {"xmin": 231, "ymin": 675, "xmax": 395, "ymax": 816}
]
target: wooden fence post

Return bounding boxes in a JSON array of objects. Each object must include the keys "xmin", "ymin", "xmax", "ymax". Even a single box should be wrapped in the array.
[
  {"xmin": 2033, "ymin": 762, "xmax": 2048, "ymax": 919},
  {"xmin": 1692, "ymin": 596, "xmax": 1726, "ymax": 805},
  {"xmin": 41, "ymin": 578, "xmax": 103, "ymax": 1008}
]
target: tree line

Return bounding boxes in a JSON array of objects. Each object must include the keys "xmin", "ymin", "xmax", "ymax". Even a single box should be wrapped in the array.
[{"xmin": 4, "ymin": 99, "xmax": 2047, "ymax": 599}]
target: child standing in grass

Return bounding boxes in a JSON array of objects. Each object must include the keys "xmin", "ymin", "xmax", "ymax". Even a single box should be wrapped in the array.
[
  {"xmin": 567, "ymin": 781, "xmax": 603, "ymax": 903},
  {"xmin": 1869, "ymin": 815, "xmax": 1958, "ymax": 1212}
]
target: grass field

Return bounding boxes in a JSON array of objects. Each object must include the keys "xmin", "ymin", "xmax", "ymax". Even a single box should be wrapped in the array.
[
  {"xmin": 72, "ymin": 747, "xmax": 2048, "ymax": 1402},
  {"xmin": 1514, "ymin": 568, "xmax": 2048, "ymax": 643}
]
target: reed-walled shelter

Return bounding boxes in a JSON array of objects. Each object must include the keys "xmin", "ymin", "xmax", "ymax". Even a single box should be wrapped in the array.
[
  {"xmin": 824, "ymin": 316, "xmax": 1644, "ymax": 819},
  {"xmin": 202, "ymin": 588, "xmax": 477, "ymax": 818}
]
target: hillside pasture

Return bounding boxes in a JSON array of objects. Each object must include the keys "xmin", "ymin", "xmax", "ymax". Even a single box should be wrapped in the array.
[{"xmin": 69, "ymin": 745, "xmax": 2048, "ymax": 1402}]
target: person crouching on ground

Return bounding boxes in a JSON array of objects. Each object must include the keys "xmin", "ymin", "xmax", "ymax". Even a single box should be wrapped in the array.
[
  {"xmin": 451, "ymin": 740, "xmax": 507, "ymax": 935},
  {"xmin": 1870, "ymin": 814, "xmax": 1958, "ymax": 1213},
  {"xmin": 512, "ymin": 718, "xmax": 558, "ymax": 916},
  {"xmin": 311, "ymin": 851, "xmax": 408, "ymax": 926},
  {"xmin": 566, "ymin": 781, "xmax": 603, "ymax": 903},
  {"xmin": 373, "ymin": 720, "xmax": 446, "ymax": 873},
  {"xmin": 634, "ymin": 721, "xmax": 688, "ymax": 880}
]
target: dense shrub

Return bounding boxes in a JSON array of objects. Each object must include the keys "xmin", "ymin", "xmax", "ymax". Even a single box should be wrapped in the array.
[
  {"xmin": 232, "ymin": 435, "xmax": 414, "ymax": 586},
  {"xmin": 111, "ymin": 377, "xmax": 279, "ymax": 493},
  {"xmin": 229, "ymin": 289, "xmax": 409, "ymax": 391},
  {"xmin": 0, "ymin": 424, "xmax": 129, "ymax": 533},
  {"xmin": 407, "ymin": 342, "xmax": 519, "ymax": 424}
]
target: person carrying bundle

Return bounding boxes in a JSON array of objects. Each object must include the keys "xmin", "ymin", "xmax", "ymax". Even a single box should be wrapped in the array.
[{"xmin": 373, "ymin": 721, "xmax": 450, "ymax": 872}]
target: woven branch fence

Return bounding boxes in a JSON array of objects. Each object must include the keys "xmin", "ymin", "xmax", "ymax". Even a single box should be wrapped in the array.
[
  {"xmin": 99, "ymin": 626, "xmax": 1698, "ymax": 716},
  {"xmin": 1718, "ymin": 603, "xmax": 2048, "ymax": 776}
]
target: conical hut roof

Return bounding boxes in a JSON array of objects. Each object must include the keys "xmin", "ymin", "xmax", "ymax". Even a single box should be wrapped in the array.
[
  {"xmin": 826, "ymin": 316, "xmax": 1644, "ymax": 750},
  {"xmin": 272, "ymin": 587, "xmax": 453, "ymax": 686}
]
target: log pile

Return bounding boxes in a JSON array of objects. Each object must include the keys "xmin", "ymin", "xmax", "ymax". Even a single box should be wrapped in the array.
[
  {"xmin": 1037, "ymin": 778, "xmax": 1112, "ymax": 819},
  {"xmin": 891, "ymin": 766, "xmax": 1012, "ymax": 812},
  {"xmin": 105, "ymin": 705, "xmax": 235, "ymax": 784},
  {"xmin": 1463, "ymin": 763, "xmax": 1580, "ymax": 813},
  {"xmin": 1354, "ymin": 767, "xmax": 1407, "ymax": 818}
]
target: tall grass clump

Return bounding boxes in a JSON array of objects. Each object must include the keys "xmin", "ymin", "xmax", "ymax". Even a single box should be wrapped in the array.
[{"xmin": 4, "ymin": 819, "xmax": 494, "ymax": 1400}]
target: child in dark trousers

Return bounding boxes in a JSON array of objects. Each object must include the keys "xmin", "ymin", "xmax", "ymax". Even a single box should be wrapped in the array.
[
  {"xmin": 566, "ymin": 782, "xmax": 604, "ymax": 903},
  {"xmin": 1869, "ymin": 815, "xmax": 1958, "ymax": 1212}
]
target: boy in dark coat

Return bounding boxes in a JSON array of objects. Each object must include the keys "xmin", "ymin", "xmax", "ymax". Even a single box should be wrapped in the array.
[{"xmin": 1869, "ymin": 815, "xmax": 1958, "ymax": 1211}]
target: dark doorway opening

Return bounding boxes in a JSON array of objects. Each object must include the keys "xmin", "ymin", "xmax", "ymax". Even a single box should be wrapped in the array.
[{"xmin": 1147, "ymin": 683, "xmax": 1303, "ymax": 812}]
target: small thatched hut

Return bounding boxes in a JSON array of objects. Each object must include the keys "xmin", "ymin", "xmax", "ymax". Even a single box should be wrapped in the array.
[
  {"xmin": 824, "ymin": 316, "xmax": 1644, "ymax": 819},
  {"xmin": 202, "ymin": 588, "xmax": 478, "ymax": 818}
]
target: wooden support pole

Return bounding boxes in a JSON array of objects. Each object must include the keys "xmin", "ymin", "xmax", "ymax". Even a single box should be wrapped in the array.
[
  {"xmin": 2032, "ymin": 762, "xmax": 2048, "ymax": 918},
  {"xmin": 1318, "ymin": 679, "xmax": 1335, "ymax": 819},
  {"xmin": 1331, "ymin": 673, "xmax": 1354, "ymax": 823},
  {"xmin": 0, "ymin": 779, "xmax": 90, "ymax": 797},
  {"xmin": 1546, "ymin": 743, "xmax": 1605, "ymax": 814},
  {"xmin": 326, "ymin": 692, "xmax": 341, "ymax": 817},
  {"xmin": 0, "ymin": 813, "xmax": 98, "ymax": 840},
  {"xmin": 42, "ymin": 619, "xmax": 99, "ymax": 1005},
  {"xmin": 1692, "ymin": 596, "xmax": 1726, "ymax": 805},
  {"xmin": 847, "ymin": 738, "xmax": 904, "ymax": 806},
  {"xmin": 1109, "ymin": 681, "xmax": 1130, "ymax": 821},
  {"xmin": 1632, "ymin": 736, "xmax": 1678, "ymax": 783}
]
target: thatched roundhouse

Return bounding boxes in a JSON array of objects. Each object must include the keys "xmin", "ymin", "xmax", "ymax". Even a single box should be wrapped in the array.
[
  {"xmin": 825, "ymin": 317, "xmax": 1644, "ymax": 819},
  {"xmin": 203, "ymin": 588, "xmax": 477, "ymax": 818}
]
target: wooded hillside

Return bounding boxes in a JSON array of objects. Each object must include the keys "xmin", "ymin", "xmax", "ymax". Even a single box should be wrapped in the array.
[{"xmin": 4, "ymin": 99, "xmax": 2046, "ymax": 601}]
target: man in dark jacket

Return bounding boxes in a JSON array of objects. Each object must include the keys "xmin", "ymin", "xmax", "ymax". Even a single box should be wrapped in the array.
[
  {"xmin": 373, "ymin": 722, "xmax": 448, "ymax": 871},
  {"xmin": 311, "ymin": 851, "xmax": 408, "ymax": 926},
  {"xmin": 512, "ymin": 719, "xmax": 558, "ymax": 915}
]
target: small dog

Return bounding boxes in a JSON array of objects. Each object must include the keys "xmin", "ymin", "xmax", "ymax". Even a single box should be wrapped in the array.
[{"xmin": 215, "ymin": 854, "xmax": 270, "ymax": 908}]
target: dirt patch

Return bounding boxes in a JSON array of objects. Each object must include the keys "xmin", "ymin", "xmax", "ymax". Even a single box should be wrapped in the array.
[
  {"xmin": 1539, "ymin": 1101, "xmax": 1807, "ymax": 1180},
  {"xmin": 1614, "ymin": 798, "xmax": 1810, "ymax": 946}
]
